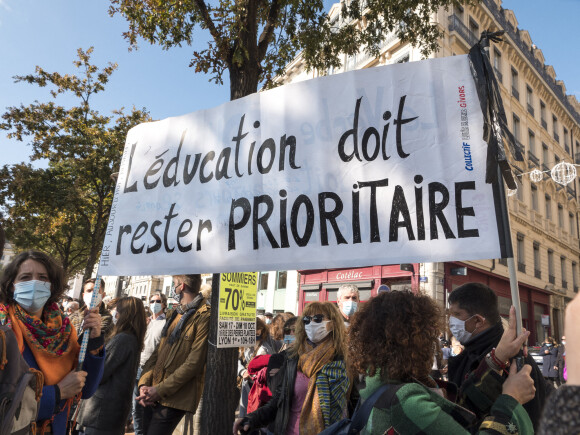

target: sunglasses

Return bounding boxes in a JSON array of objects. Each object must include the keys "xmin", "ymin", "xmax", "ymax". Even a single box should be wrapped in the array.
[
  {"xmin": 302, "ymin": 314, "xmax": 325, "ymax": 325},
  {"xmin": 150, "ymin": 300, "xmax": 162, "ymax": 303}
]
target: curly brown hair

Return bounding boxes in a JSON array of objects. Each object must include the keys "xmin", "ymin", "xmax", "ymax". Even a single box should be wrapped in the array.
[
  {"xmin": 0, "ymin": 250, "xmax": 67, "ymax": 307},
  {"xmin": 348, "ymin": 290, "xmax": 441, "ymax": 382}
]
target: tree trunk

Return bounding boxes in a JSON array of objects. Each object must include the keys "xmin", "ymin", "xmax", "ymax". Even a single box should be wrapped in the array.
[
  {"xmin": 229, "ymin": 64, "xmax": 259, "ymax": 101},
  {"xmin": 199, "ymin": 273, "xmax": 239, "ymax": 434}
]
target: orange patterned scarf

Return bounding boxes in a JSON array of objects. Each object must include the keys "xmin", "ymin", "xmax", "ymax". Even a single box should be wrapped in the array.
[
  {"xmin": 0, "ymin": 303, "xmax": 79, "ymax": 385},
  {"xmin": 297, "ymin": 338, "xmax": 335, "ymax": 434}
]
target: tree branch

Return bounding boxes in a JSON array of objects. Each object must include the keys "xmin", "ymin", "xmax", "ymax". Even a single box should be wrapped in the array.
[
  {"xmin": 257, "ymin": 0, "xmax": 281, "ymax": 62},
  {"xmin": 192, "ymin": 0, "xmax": 228, "ymax": 58}
]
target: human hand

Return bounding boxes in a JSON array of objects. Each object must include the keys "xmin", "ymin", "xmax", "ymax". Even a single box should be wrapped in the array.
[
  {"xmin": 495, "ymin": 306, "xmax": 530, "ymax": 363},
  {"xmin": 564, "ymin": 294, "xmax": 580, "ymax": 385},
  {"xmin": 233, "ymin": 417, "xmax": 250, "ymax": 434},
  {"xmin": 83, "ymin": 309, "xmax": 102, "ymax": 339},
  {"xmin": 136, "ymin": 386, "xmax": 155, "ymax": 407},
  {"xmin": 502, "ymin": 363, "xmax": 535, "ymax": 405},
  {"xmin": 57, "ymin": 370, "xmax": 87, "ymax": 399},
  {"xmin": 242, "ymin": 370, "xmax": 251, "ymax": 380}
]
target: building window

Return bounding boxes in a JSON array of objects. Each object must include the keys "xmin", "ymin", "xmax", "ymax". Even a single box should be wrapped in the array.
[
  {"xmin": 513, "ymin": 115, "xmax": 521, "ymax": 143},
  {"xmin": 573, "ymin": 262, "xmax": 578, "ymax": 292},
  {"xmin": 516, "ymin": 177, "xmax": 524, "ymax": 201},
  {"xmin": 564, "ymin": 127, "xmax": 570, "ymax": 154},
  {"xmin": 545, "ymin": 194, "xmax": 552, "ymax": 220},
  {"xmin": 531, "ymin": 184, "xmax": 538, "ymax": 211},
  {"xmin": 516, "ymin": 233, "xmax": 525, "ymax": 273},
  {"xmin": 533, "ymin": 242, "xmax": 541, "ymax": 278},
  {"xmin": 561, "ymin": 257, "xmax": 567, "ymax": 288},
  {"xmin": 548, "ymin": 250, "xmax": 555, "ymax": 283},
  {"xmin": 469, "ymin": 17, "xmax": 479, "ymax": 40},
  {"xmin": 276, "ymin": 271, "xmax": 287, "ymax": 290},
  {"xmin": 542, "ymin": 143, "xmax": 549, "ymax": 170},
  {"xmin": 553, "ymin": 115, "xmax": 559, "ymax": 142},
  {"xmin": 558, "ymin": 204, "xmax": 564, "ymax": 228},
  {"xmin": 493, "ymin": 48, "xmax": 502, "ymax": 82},
  {"xmin": 570, "ymin": 212, "xmax": 576, "ymax": 237},
  {"xmin": 526, "ymin": 86, "xmax": 534, "ymax": 116},
  {"xmin": 259, "ymin": 273, "xmax": 269, "ymax": 290},
  {"xmin": 511, "ymin": 68, "xmax": 519, "ymax": 100},
  {"xmin": 540, "ymin": 101, "xmax": 547, "ymax": 129},
  {"xmin": 528, "ymin": 130, "xmax": 536, "ymax": 156}
]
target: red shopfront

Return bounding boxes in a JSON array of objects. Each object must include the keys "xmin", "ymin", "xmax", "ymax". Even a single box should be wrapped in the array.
[
  {"xmin": 445, "ymin": 262, "xmax": 551, "ymax": 345},
  {"xmin": 298, "ymin": 264, "xmax": 419, "ymax": 313}
]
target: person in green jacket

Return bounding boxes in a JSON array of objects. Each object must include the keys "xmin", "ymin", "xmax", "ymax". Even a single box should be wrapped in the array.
[{"xmin": 347, "ymin": 290, "xmax": 535, "ymax": 434}]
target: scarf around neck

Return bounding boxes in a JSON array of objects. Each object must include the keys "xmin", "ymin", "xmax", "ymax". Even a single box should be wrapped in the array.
[
  {"xmin": 0, "ymin": 302, "xmax": 79, "ymax": 385},
  {"xmin": 161, "ymin": 293, "xmax": 204, "ymax": 345},
  {"xmin": 448, "ymin": 322, "xmax": 503, "ymax": 387}
]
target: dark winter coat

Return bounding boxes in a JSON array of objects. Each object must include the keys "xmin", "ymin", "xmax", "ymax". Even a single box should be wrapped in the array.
[
  {"xmin": 539, "ymin": 385, "xmax": 580, "ymax": 434},
  {"xmin": 540, "ymin": 344, "xmax": 558, "ymax": 378},
  {"xmin": 77, "ymin": 332, "xmax": 140, "ymax": 435}
]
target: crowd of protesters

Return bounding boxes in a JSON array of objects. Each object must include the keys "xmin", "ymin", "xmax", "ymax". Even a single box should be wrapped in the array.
[{"xmin": 2, "ymin": 249, "xmax": 580, "ymax": 434}]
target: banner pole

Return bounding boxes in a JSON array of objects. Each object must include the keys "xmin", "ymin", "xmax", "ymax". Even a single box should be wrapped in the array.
[{"xmin": 77, "ymin": 273, "xmax": 103, "ymax": 368}]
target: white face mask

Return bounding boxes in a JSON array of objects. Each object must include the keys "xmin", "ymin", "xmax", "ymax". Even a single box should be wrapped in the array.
[
  {"xmin": 83, "ymin": 291, "xmax": 102, "ymax": 309},
  {"xmin": 341, "ymin": 300, "xmax": 358, "ymax": 317},
  {"xmin": 111, "ymin": 309, "xmax": 119, "ymax": 325},
  {"xmin": 449, "ymin": 315, "xmax": 476, "ymax": 344},
  {"xmin": 150, "ymin": 302, "xmax": 162, "ymax": 314},
  {"xmin": 305, "ymin": 320, "xmax": 331, "ymax": 343}
]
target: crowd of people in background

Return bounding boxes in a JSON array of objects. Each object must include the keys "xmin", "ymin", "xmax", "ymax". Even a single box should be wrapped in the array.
[{"xmin": 3, "ymin": 248, "xmax": 580, "ymax": 434}]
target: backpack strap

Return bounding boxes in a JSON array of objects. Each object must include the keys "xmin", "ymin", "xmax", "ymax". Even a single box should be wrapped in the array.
[{"xmin": 348, "ymin": 383, "xmax": 397, "ymax": 433}]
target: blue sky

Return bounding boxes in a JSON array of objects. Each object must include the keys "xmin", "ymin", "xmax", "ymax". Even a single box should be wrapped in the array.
[{"xmin": 1, "ymin": 0, "xmax": 578, "ymax": 167}]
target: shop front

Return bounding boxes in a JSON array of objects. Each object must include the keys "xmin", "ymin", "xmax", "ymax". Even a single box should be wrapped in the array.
[
  {"xmin": 298, "ymin": 264, "xmax": 419, "ymax": 313},
  {"xmin": 445, "ymin": 262, "xmax": 551, "ymax": 345}
]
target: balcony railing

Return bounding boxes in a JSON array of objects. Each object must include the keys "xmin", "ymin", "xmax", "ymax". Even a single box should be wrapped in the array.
[
  {"xmin": 541, "ymin": 119, "xmax": 548, "ymax": 129},
  {"xmin": 567, "ymin": 185, "xmax": 576, "ymax": 198},
  {"xmin": 527, "ymin": 104, "xmax": 534, "ymax": 116},
  {"xmin": 534, "ymin": 269, "xmax": 542, "ymax": 279},
  {"xmin": 563, "ymin": 280, "xmax": 568, "ymax": 289},
  {"xmin": 528, "ymin": 151, "xmax": 540, "ymax": 166},
  {"xmin": 554, "ymin": 132, "xmax": 560, "ymax": 143},
  {"xmin": 542, "ymin": 163, "xmax": 550, "ymax": 172},
  {"xmin": 549, "ymin": 274, "xmax": 556, "ymax": 284},
  {"xmin": 448, "ymin": 14, "xmax": 479, "ymax": 47},
  {"xmin": 518, "ymin": 263, "xmax": 526, "ymax": 273},
  {"xmin": 512, "ymin": 87, "xmax": 519, "ymax": 100}
]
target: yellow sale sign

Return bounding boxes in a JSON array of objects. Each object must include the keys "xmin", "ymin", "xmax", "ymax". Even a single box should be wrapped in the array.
[{"xmin": 217, "ymin": 272, "xmax": 258, "ymax": 347}]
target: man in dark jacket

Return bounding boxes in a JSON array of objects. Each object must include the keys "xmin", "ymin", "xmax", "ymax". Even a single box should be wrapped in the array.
[
  {"xmin": 137, "ymin": 274, "xmax": 210, "ymax": 435},
  {"xmin": 447, "ymin": 282, "xmax": 546, "ymax": 431}
]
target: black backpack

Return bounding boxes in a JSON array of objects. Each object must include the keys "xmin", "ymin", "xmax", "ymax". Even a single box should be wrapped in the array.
[{"xmin": 0, "ymin": 325, "xmax": 43, "ymax": 435}]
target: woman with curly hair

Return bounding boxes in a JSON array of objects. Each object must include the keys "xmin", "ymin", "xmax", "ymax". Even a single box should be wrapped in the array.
[
  {"xmin": 233, "ymin": 302, "xmax": 349, "ymax": 434},
  {"xmin": 348, "ymin": 291, "xmax": 535, "ymax": 434}
]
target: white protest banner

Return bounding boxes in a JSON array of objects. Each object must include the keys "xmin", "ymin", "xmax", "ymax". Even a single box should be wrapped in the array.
[
  {"xmin": 99, "ymin": 54, "xmax": 505, "ymax": 276},
  {"xmin": 217, "ymin": 272, "xmax": 258, "ymax": 348}
]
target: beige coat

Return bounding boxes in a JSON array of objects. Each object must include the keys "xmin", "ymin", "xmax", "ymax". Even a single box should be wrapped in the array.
[{"xmin": 139, "ymin": 301, "xmax": 211, "ymax": 413}]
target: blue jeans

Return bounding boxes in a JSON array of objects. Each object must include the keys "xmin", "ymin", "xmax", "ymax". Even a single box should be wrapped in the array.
[{"xmin": 133, "ymin": 366, "xmax": 144, "ymax": 435}]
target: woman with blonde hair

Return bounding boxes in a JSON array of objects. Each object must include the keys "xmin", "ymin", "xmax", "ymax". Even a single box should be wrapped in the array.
[
  {"xmin": 233, "ymin": 302, "xmax": 349, "ymax": 434},
  {"xmin": 76, "ymin": 297, "xmax": 147, "ymax": 434}
]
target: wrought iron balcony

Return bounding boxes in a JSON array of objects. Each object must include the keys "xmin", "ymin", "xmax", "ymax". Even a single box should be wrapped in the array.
[
  {"xmin": 549, "ymin": 274, "xmax": 556, "ymax": 284},
  {"xmin": 534, "ymin": 269, "xmax": 541, "ymax": 279},
  {"xmin": 541, "ymin": 119, "xmax": 548, "ymax": 129},
  {"xmin": 448, "ymin": 14, "xmax": 478, "ymax": 47},
  {"xmin": 518, "ymin": 263, "xmax": 526, "ymax": 273},
  {"xmin": 527, "ymin": 104, "xmax": 534, "ymax": 116},
  {"xmin": 528, "ymin": 151, "xmax": 539, "ymax": 166},
  {"xmin": 542, "ymin": 163, "xmax": 550, "ymax": 172},
  {"xmin": 567, "ymin": 185, "xmax": 576, "ymax": 198}
]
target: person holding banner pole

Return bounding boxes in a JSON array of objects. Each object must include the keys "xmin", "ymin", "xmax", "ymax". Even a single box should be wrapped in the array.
[
  {"xmin": 0, "ymin": 250, "xmax": 105, "ymax": 435},
  {"xmin": 448, "ymin": 283, "xmax": 546, "ymax": 430},
  {"xmin": 136, "ymin": 274, "xmax": 210, "ymax": 435}
]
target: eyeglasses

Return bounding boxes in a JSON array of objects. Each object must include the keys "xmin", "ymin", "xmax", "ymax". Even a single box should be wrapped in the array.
[
  {"xmin": 302, "ymin": 314, "xmax": 325, "ymax": 325},
  {"xmin": 150, "ymin": 299, "xmax": 162, "ymax": 303}
]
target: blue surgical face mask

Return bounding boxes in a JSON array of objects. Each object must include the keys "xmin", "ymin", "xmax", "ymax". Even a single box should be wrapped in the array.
[
  {"xmin": 341, "ymin": 300, "xmax": 358, "ymax": 317},
  {"xmin": 13, "ymin": 280, "xmax": 52, "ymax": 313},
  {"xmin": 150, "ymin": 302, "xmax": 162, "ymax": 314},
  {"xmin": 283, "ymin": 334, "xmax": 295, "ymax": 345}
]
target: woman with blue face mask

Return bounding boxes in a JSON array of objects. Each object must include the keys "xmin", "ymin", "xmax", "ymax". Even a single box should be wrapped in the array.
[
  {"xmin": 233, "ymin": 302, "xmax": 349, "ymax": 435},
  {"xmin": 540, "ymin": 336, "xmax": 559, "ymax": 387},
  {"xmin": 0, "ymin": 250, "xmax": 105, "ymax": 435}
]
